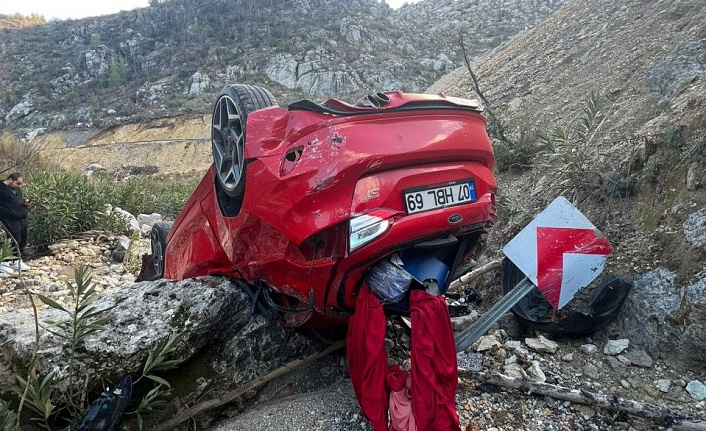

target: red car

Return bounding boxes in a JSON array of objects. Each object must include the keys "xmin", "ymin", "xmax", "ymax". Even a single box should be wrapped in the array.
[{"xmin": 149, "ymin": 84, "xmax": 496, "ymax": 326}]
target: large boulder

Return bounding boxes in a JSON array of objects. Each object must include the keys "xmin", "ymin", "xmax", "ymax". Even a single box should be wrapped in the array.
[
  {"xmin": 0, "ymin": 276, "xmax": 321, "ymax": 400},
  {"xmin": 611, "ymin": 267, "xmax": 706, "ymax": 372}
]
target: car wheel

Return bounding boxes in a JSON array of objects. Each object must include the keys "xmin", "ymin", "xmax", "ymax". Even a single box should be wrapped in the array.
[
  {"xmin": 150, "ymin": 221, "xmax": 173, "ymax": 278},
  {"xmin": 211, "ymin": 84, "xmax": 277, "ymax": 207}
]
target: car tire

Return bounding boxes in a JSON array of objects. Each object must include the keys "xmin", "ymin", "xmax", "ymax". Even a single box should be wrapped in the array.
[
  {"xmin": 211, "ymin": 84, "xmax": 277, "ymax": 216},
  {"xmin": 150, "ymin": 221, "xmax": 173, "ymax": 278}
]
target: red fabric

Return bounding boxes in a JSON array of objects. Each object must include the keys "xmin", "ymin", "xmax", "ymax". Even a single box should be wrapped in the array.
[
  {"xmin": 347, "ymin": 285, "xmax": 460, "ymax": 431},
  {"xmin": 387, "ymin": 365, "xmax": 417, "ymax": 431},
  {"xmin": 410, "ymin": 289, "xmax": 460, "ymax": 431},
  {"xmin": 347, "ymin": 285, "xmax": 389, "ymax": 431}
]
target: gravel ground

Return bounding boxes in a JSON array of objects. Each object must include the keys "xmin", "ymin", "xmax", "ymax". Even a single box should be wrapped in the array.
[
  {"xmin": 2, "ymin": 236, "xmax": 704, "ymax": 431},
  {"xmin": 206, "ymin": 323, "xmax": 705, "ymax": 431}
]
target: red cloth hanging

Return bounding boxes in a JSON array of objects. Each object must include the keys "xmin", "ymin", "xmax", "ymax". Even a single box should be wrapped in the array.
[
  {"xmin": 347, "ymin": 284, "xmax": 460, "ymax": 431},
  {"xmin": 347, "ymin": 284, "xmax": 389, "ymax": 431},
  {"xmin": 410, "ymin": 290, "xmax": 460, "ymax": 431},
  {"xmin": 387, "ymin": 365, "xmax": 417, "ymax": 431}
]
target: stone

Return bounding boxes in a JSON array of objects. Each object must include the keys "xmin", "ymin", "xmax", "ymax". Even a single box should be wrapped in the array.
[
  {"xmin": 581, "ymin": 344, "xmax": 597, "ymax": 354},
  {"xmin": 656, "ymin": 379, "xmax": 671, "ymax": 393},
  {"xmin": 527, "ymin": 361, "xmax": 546, "ymax": 383},
  {"xmin": 475, "ymin": 335, "xmax": 502, "ymax": 352},
  {"xmin": 646, "ymin": 40, "xmax": 706, "ymax": 100},
  {"xmin": 624, "ymin": 348, "xmax": 653, "ymax": 368},
  {"xmin": 582, "ymin": 363, "xmax": 599, "ymax": 379},
  {"xmin": 137, "ymin": 213, "xmax": 163, "ymax": 228},
  {"xmin": 604, "ymin": 339, "xmax": 630, "ymax": 355},
  {"xmin": 111, "ymin": 235, "xmax": 131, "ymax": 263},
  {"xmin": 525, "ymin": 335, "xmax": 558, "ymax": 354},
  {"xmin": 503, "ymin": 363, "xmax": 524, "ymax": 379},
  {"xmin": 686, "ymin": 380, "xmax": 706, "ymax": 401},
  {"xmin": 684, "ymin": 209, "xmax": 706, "ymax": 249}
]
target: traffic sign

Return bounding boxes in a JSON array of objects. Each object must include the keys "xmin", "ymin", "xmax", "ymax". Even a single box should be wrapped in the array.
[
  {"xmin": 502, "ymin": 196, "xmax": 612, "ymax": 309},
  {"xmin": 455, "ymin": 196, "xmax": 612, "ymax": 352}
]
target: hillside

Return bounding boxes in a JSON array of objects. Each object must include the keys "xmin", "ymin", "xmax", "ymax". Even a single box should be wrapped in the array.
[
  {"xmin": 433, "ymin": 0, "xmax": 706, "ymax": 370},
  {"xmin": 434, "ymin": 0, "xmax": 706, "ymax": 270},
  {"xmin": 0, "ymin": 0, "xmax": 566, "ymax": 138}
]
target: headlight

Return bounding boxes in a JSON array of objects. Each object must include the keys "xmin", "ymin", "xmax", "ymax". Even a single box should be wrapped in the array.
[{"xmin": 349, "ymin": 209, "xmax": 398, "ymax": 252}]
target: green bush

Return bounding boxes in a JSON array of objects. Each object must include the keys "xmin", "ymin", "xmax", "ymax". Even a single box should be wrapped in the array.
[
  {"xmin": 23, "ymin": 171, "xmax": 123, "ymax": 247},
  {"xmin": 602, "ymin": 172, "xmax": 637, "ymax": 199},
  {"xmin": 110, "ymin": 176, "xmax": 198, "ymax": 218},
  {"xmin": 13, "ymin": 165, "xmax": 196, "ymax": 250}
]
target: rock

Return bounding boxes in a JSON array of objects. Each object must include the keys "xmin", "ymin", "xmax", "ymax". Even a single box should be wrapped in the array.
[
  {"xmin": 5, "ymin": 93, "xmax": 34, "ymax": 122},
  {"xmin": 582, "ymin": 363, "xmax": 599, "ymax": 379},
  {"xmin": 86, "ymin": 163, "xmax": 106, "ymax": 172},
  {"xmin": 561, "ymin": 353, "xmax": 573, "ymax": 362},
  {"xmin": 684, "ymin": 208, "xmax": 706, "ymax": 249},
  {"xmin": 604, "ymin": 339, "xmax": 630, "ymax": 355},
  {"xmin": 0, "ymin": 276, "xmax": 282, "ymax": 394},
  {"xmin": 577, "ymin": 406, "xmax": 596, "ymax": 419},
  {"xmin": 686, "ymin": 380, "xmax": 706, "ymax": 401},
  {"xmin": 686, "ymin": 164, "xmax": 702, "ymax": 191},
  {"xmin": 525, "ymin": 335, "xmax": 558, "ymax": 354},
  {"xmin": 503, "ymin": 363, "xmax": 524, "ymax": 379},
  {"xmin": 624, "ymin": 348, "xmax": 653, "ymax": 368},
  {"xmin": 610, "ymin": 267, "xmax": 706, "ymax": 370},
  {"xmin": 656, "ymin": 379, "xmax": 671, "ymax": 393},
  {"xmin": 138, "ymin": 212, "xmax": 163, "ymax": 235},
  {"xmin": 81, "ymin": 46, "xmax": 111, "ymax": 78},
  {"xmin": 186, "ymin": 71, "xmax": 210, "ymax": 97},
  {"xmin": 580, "ymin": 344, "xmax": 597, "ymax": 354},
  {"xmin": 527, "ymin": 361, "xmax": 546, "ymax": 383},
  {"xmin": 646, "ymin": 40, "xmax": 706, "ymax": 101},
  {"xmin": 111, "ymin": 235, "xmax": 131, "ymax": 262},
  {"xmin": 475, "ymin": 335, "xmax": 502, "ymax": 352}
]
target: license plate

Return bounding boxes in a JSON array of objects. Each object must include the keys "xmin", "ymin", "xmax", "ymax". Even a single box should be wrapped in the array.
[{"xmin": 403, "ymin": 179, "xmax": 477, "ymax": 214}]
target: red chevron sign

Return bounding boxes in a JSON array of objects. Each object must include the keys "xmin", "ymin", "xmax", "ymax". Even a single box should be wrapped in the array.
[{"xmin": 503, "ymin": 197, "xmax": 612, "ymax": 309}]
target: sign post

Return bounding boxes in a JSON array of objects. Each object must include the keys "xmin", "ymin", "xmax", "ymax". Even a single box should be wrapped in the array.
[{"xmin": 455, "ymin": 196, "xmax": 612, "ymax": 352}]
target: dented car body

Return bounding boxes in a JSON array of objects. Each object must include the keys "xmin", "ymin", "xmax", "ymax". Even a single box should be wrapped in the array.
[{"xmin": 151, "ymin": 84, "xmax": 497, "ymax": 326}]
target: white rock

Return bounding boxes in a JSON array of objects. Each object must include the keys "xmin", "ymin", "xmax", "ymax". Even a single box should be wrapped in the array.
[
  {"xmin": 604, "ymin": 339, "xmax": 630, "ymax": 355},
  {"xmin": 656, "ymin": 379, "xmax": 671, "ymax": 392},
  {"xmin": 581, "ymin": 344, "xmax": 597, "ymax": 354},
  {"xmin": 686, "ymin": 380, "xmax": 706, "ymax": 401},
  {"xmin": 525, "ymin": 335, "xmax": 558, "ymax": 354}
]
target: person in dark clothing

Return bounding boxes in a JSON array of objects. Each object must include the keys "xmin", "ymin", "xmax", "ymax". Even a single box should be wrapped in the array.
[{"xmin": 0, "ymin": 172, "xmax": 31, "ymax": 260}]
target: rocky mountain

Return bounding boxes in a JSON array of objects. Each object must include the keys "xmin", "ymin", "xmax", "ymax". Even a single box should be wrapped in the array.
[
  {"xmin": 0, "ymin": 0, "xmax": 566, "ymax": 137},
  {"xmin": 433, "ymin": 0, "xmax": 706, "ymax": 371}
]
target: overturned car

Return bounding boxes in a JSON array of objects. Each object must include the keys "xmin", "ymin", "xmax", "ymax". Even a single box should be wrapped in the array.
[{"xmin": 149, "ymin": 84, "xmax": 497, "ymax": 326}]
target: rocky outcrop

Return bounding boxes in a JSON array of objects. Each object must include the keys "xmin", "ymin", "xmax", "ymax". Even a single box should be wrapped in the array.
[
  {"xmin": 0, "ymin": 0, "xmax": 566, "ymax": 134},
  {"xmin": 611, "ymin": 267, "xmax": 706, "ymax": 372},
  {"xmin": 0, "ymin": 276, "xmax": 321, "ymax": 401}
]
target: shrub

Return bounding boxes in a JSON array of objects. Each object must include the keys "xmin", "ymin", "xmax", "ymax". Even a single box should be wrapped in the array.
[
  {"xmin": 110, "ymin": 176, "xmax": 199, "ymax": 218},
  {"xmin": 538, "ymin": 92, "xmax": 606, "ymax": 200},
  {"xmin": 602, "ymin": 172, "xmax": 637, "ymax": 199},
  {"xmin": 23, "ymin": 171, "xmax": 123, "ymax": 247}
]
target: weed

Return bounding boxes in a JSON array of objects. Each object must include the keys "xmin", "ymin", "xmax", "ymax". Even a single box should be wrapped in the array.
[
  {"xmin": 603, "ymin": 172, "xmax": 637, "ymax": 198},
  {"xmin": 641, "ymin": 159, "xmax": 661, "ymax": 184},
  {"xmin": 0, "ymin": 391, "xmax": 18, "ymax": 431},
  {"xmin": 15, "ymin": 368, "xmax": 54, "ymax": 430},
  {"xmin": 538, "ymin": 92, "xmax": 609, "ymax": 201},
  {"xmin": 130, "ymin": 335, "xmax": 181, "ymax": 430},
  {"xmin": 680, "ymin": 128, "xmax": 706, "ymax": 162},
  {"xmin": 36, "ymin": 265, "xmax": 114, "ymax": 419}
]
